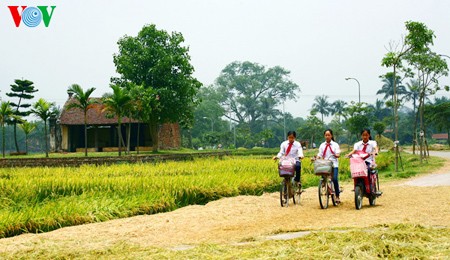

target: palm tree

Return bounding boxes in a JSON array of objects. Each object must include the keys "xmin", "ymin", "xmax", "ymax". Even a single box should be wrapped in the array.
[
  {"xmin": 19, "ymin": 121, "xmax": 37, "ymax": 154},
  {"xmin": 403, "ymin": 80, "xmax": 422, "ymax": 154},
  {"xmin": 102, "ymin": 85, "xmax": 132, "ymax": 156},
  {"xmin": 312, "ymin": 95, "xmax": 331, "ymax": 122},
  {"xmin": 377, "ymin": 74, "xmax": 407, "ymax": 109},
  {"xmin": 31, "ymin": 98, "xmax": 54, "ymax": 158},
  {"xmin": 403, "ymin": 80, "xmax": 420, "ymax": 113},
  {"xmin": 66, "ymin": 84, "xmax": 96, "ymax": 157},
  {"xmin": 330, "ymin": 100, "xmax": 347, "ymax": 121},
  {"xmin": 0, "ymin": 101, "xmax": 13, "ymax": 158},
  {"xmin": 368, "ymin": 99, "xmax": 390, "ymax": 121}
]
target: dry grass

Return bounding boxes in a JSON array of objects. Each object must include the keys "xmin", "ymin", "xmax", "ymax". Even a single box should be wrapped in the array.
[{"xmin": 1, "ymin": 168, "xmax": 449, "ymax": 258}]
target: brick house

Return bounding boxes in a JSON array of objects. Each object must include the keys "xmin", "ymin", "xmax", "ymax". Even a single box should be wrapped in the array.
[
  {"xmin": 431, "ymin": 133, "xmax": 449, "ymax": 144},
  {"xmin": 56, "ymin": 96, "xmax": 181, "ymax": 152}
]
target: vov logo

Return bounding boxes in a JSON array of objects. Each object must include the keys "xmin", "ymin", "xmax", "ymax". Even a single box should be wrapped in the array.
[{"xmin": 8, "ymin": 6, "xmax": 56, "ymax": 28}]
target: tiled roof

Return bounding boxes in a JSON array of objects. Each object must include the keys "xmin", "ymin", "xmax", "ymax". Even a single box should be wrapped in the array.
[
  {"xmin": 431, "ymin": 133, "xmax": 448, "ymax": 140},
  {"xmin": 59, "ymin": 98, "xmax": 140, "ymax": 125}
]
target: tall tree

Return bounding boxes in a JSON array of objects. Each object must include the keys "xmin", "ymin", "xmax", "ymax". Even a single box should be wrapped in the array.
[
  {"xmin": 66, "ymin": 84, "xmax": 96, "ymax": 157},
  {"xmin": 382, "ymin": 21, "xmax": 436, "ymax": 171},
  {"xmin": 113, "ymin": 24, "xmax": 202, "ymax": 152},
  {"xmin": 406, "ymin": 52, "xmax": 448, "ymax": 161},
  {"xmin": 102, "ymin": 85, "xmax": 133, "ymax": 156},
  {"xmin": 6, "ymin": 79, "xmax": 38, "ymax": 153},
  {"xmin": 215, "ymin": 61, "xmax": 300, "ymax": 133},
  {"xmin": 311, "ymin": 95, "xmax": 331, "ymax": 122},
  {"xmin": 19, "ymin": 121, "xmax": 37, "ymax": 154},
  {"xmin": 0, "ymin": 101, "xmax": 14, "ymax": 158},
  {"xmin": 31, "ymin": 99, "xmax": 54, "ymax": 158}
]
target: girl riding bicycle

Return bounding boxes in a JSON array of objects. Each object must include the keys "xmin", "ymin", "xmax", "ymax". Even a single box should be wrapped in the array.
[
  {"xmin": 273, "ymin": 131, "xmax": 304, "ymax": 188},
  {"xmin": 315, "ymin": 129, "xmax": 341, "ymax": 204}
]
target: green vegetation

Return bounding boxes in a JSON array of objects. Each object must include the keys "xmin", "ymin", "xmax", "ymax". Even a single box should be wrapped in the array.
[
  {"xmin": 0, "ymin": 156, "xmax": 277, "ymax": 238},
  {"xmin": 0, "ymin": 151, "xmax": 444, "ymax": 239}
]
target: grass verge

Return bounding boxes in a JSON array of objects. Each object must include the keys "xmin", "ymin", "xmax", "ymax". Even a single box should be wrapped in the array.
[{"xmin": 1, "ymin": 224, "xmax": 448, "ymax": 259}]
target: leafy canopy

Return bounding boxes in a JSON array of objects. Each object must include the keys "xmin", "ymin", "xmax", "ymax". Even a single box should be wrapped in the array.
[{"xmin": 113, "ymin": 24, "xmax": 202, "ymax": 125}]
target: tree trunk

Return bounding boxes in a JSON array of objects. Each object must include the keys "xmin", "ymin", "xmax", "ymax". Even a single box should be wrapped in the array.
[
  {"xmin": 412, "ymin": 108, "xmax": 419, "ymax": 155},
  {"xmin": 44, "ymin": 120, "xmax": 49, "ymax": 158},
  {"xmin": 13, "ymin": 123, "xmax": 19, "ymax": 152},
  {"xmin": 13, "ymin": 96, "xmax": 23, "ymax": 153},
  {"xmin": 84, "ymin": 111, "xmax": 88, "ymax": 157},
  {"xmin": 127, "ymin": 122, "xmax": 131, "ymax": 154},
  {"xmin": 149, "ymin": 120, "xmax": 159, "ymax": 152},
  {"xmin": 393, "ymin": 65, "xmax": 399, "ymax": 172},
  {"xmin": 419, "ymin": 93, "xmax": 424, "ymax": 163},
  {"xmin": 136, "ymin": 122, "xmax": 140, "ymax": 154},
  {"xmin": 118, "ymin": 120, "xmax": 122, "ymax": 156},
  {"xmin": 2, "ymin": 124, "xmax": 5, "ymax": 158},
  {"xmin": 25, "ymin": 135, "xmax": 28, "ymax": 154}
]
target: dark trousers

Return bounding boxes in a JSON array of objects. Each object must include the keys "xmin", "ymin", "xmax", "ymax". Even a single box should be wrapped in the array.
[{"xmin": 294, "ymin": 161, "xmax": 301, "ymax": 182}]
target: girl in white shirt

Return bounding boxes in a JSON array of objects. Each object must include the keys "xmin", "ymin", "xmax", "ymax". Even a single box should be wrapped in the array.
[
  {"xmin": 346, "ymin": 128, "xmax": 379, "ymax": 167},
  {"xmin": 316, "ymin": 129, "xmax": 341, "ymax": 203},
  {"xmin": 273, "ymin": 131, "xmax": 304, "ymax": 187}
]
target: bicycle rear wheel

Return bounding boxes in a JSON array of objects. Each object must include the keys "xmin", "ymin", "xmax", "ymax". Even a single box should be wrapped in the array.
[
  {"xmin": 292, "ymin": 180, "xmax": 301, "ymax": 205},
  {"xmin": 280, "ymin": 180, "xmax": 289, "ymax": 207},
  {"xmin": 318, "ymin": 178, "xmax": 329, "ymax": 209},
  {"xmin": 369, "ymin": 174, "xmax": 377, "ymax": 206}
]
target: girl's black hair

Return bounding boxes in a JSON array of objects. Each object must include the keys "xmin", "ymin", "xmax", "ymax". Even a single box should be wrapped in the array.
[
  {"xmin": 287, "ymin": 131, "xmax": 297, "ymax": 138},
  {"xmin": 361, "ymin": 128, "xmax": 372, "ymax": 140},
  {"xmin": 324, "ymin": 129, "xmax": 335, "ymax": 141}
]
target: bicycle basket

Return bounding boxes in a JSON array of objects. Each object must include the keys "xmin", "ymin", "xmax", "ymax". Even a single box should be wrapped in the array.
[
  {"xmin": 278, "ymin": 157, "xmax": 295, "ymax": 177},
  {"xmin": 313, "ymin": 159, "xmax": 333, "ymax": 175}
]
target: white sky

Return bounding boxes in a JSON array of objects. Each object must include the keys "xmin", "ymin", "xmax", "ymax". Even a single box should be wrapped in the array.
[{"xmin": 1, "ymin": 0, "xmax": 449, "ymax": 121}]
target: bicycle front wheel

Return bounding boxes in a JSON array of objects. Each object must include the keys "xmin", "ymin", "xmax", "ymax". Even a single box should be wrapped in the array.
[
  {"xmin": 330, "ymin": 178, "xmax": 337, "ymax": 206},
  {"xmin": 318, "ymin": 178, "xmax": 329, "ymax": 209}
]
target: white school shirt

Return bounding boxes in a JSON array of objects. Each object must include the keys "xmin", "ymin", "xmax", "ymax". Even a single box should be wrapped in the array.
[
  {"xmin": 276, "ymin": 140, "xmax": 304, "ymax": 162},
  {"xmin": 317, "ymin": 141, "xmax": 341, "ymax": 167},
  {"xmin": 353, "ymin": 140, "xmax": 377, "ymax": 163}
]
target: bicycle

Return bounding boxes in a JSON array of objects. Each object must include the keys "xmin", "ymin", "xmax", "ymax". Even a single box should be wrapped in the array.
[
  {"xmin": 313, "ymin": 157, "xmax": 337, "ymax": 209},
  {"xmin": 278, "ymin": 156, "xmax": 302, "ymax": 207},
  {"xmin": 280, "ymin": 175, "xmax": 301, "ymax": 207}
]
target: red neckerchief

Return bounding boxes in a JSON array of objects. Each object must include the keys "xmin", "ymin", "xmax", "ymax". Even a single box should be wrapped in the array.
[
  {"xmin": 322, "ymin": 142, "xmax": 335, "ymax": 158},
  {"xmin": 285, "ymin": 142, "xmax": 293, "ymax": 155}
]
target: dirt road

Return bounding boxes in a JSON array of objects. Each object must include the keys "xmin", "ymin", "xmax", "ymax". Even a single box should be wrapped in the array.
[
  {"xmin": 1, "ymin": 154, "xmax": 449, "ymax": 255},
  {"xmin": 404, "ymin": 150, "xmax": 450, "ymax": 186}
]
